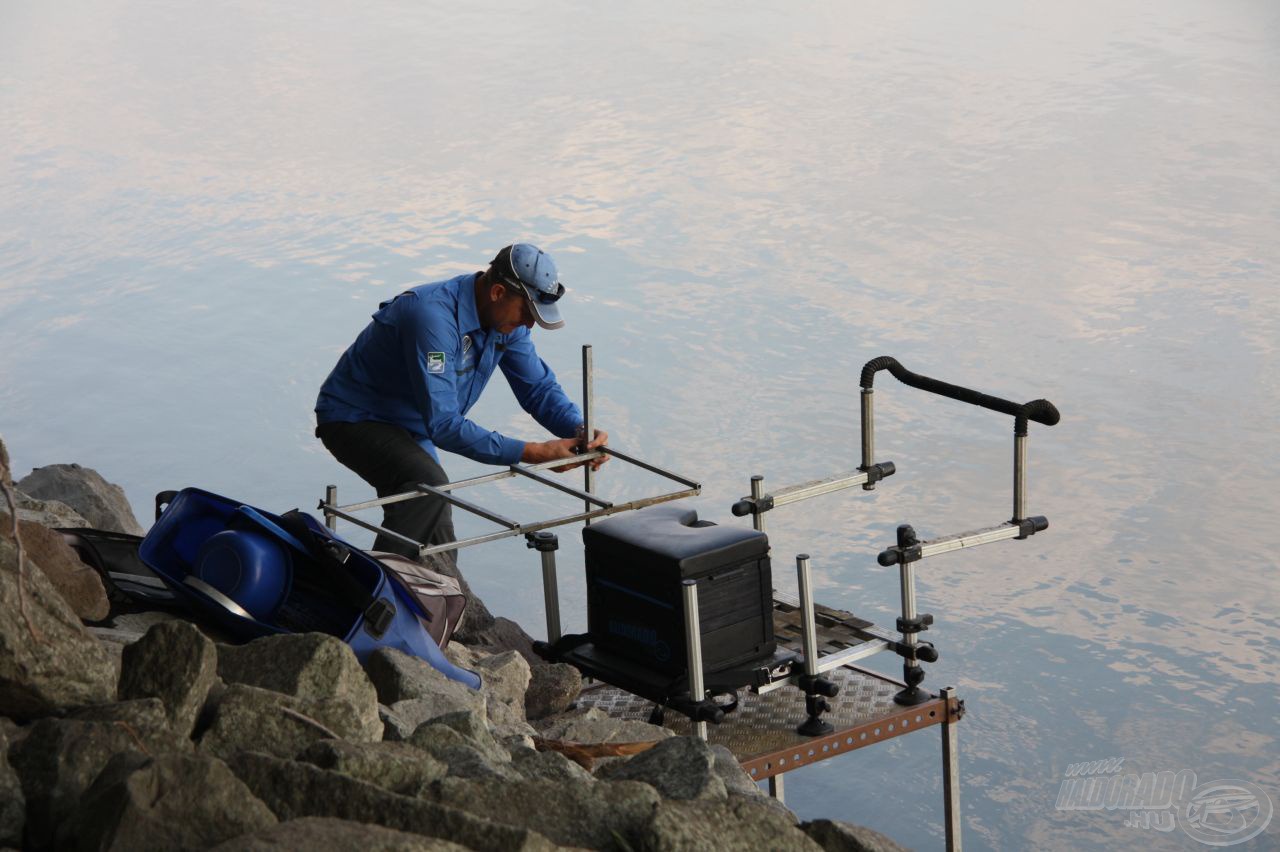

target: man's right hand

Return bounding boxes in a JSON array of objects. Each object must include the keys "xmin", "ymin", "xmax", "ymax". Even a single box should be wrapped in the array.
[{"xmin": 521, "ymin": 437, "xmax": 583, "ymax": 467}]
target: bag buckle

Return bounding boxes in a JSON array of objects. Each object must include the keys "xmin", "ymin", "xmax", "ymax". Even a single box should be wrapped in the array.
[{"xmin": 364, "ymin": 598, "xmax": 396, "ymax": 638}]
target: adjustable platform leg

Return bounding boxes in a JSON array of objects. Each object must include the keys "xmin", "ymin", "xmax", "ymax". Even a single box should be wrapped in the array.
[
  {"xmin": 681, "ymin": 579, "xmax": 708, "ymax": 740},
  {"xmin": 941, "ymin": 686, "xmax": 963, "ymax": 851},
  {"xmin": 325, "ymin": 485, "xmax": 338, "ymax": 532},
  {"xmin": 796, "ymin": 554, "xmax": 837, "ymax": 735},
  {"xmin": 526, "ymin": 532, "xmax": 562, "ymax": 643},
  {"xmin": 768, "ymin": 774, "xmax": 785, "ymax": 802}
]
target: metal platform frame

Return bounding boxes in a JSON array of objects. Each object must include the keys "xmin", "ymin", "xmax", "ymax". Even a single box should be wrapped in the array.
[{"xmin": 318, "ymin": 348, "xmax": 1059, "ymax": 852}]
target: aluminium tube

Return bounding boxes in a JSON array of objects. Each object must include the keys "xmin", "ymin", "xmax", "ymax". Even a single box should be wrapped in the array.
[
  {"xmin": 582, "ymin": 345, "xmax": 594, "ymax": 523},
  {"xmin": 682, "ymin": 579, "xmax": 708, "ymax": 740},
  {"xmin": 941, "ymin": 686, "xmax": 963, "ymax": 851},
  {"xmin": 324, "ymin": 485, "xmax": 338, "ymax": 532},
  {"xmin": 900, "ymin": 561, "xmax": 920, "ymax": 678},
  {"xmin": 1013, "ymin": 433, "xmax": 1027, "ymax": 522},
  {"xmin": 750, "ymin": 475, "xmax": 767, "ymax": 533},
  {"xmin": 540, "ymin": 551, "xmax": 562, "ymax": 643},
  {"xmin": 861, "ymin": 388, "xmax": 876, "ymax": 490},
  {"xmin": 796, "ymin": 554, "xmax": 821, "ymax": 676}
]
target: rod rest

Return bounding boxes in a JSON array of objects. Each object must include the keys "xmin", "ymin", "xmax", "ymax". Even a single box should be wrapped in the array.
[{"xmin": 859, "ymin": 355, "xmax": 1060, "ymax": 432}]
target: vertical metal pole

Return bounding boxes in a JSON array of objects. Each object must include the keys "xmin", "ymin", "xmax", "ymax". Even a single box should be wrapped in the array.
[
  {"xmin": 681, "ymin": 579, "xmax": 708, "ymax": 740},
  {"xmin": 1013, "ymin": 433, "xmax": 1027, "ymax": 522},
  {"xmin": 941, "ymin": 686, "xmax": 963, "ymax": 851},
  {"xmin": 860, "ymin": 387, "xmax": 876, "ymax": 490},
  {"xmin": 324, "ymin": 485, "xmax": 338, "ymax": 532},
  {"xmin": 900, "ymin": 561, "xmax": 920, "ymax": 675},
  {"xmin": 541, "ymin": 549, "xmax": 561, "ymax": 644},
  {"xmin": 796, "ymin": 554, "xmax": 820, "ymax": 675},
  {"xmin": 582, "ymin": 344, "xmax": 595, "ymax": 525},
  {"xmin": 768, "ymin": 773, "xmax": 785, "ymax": 802},
  {"xmin": 750, "ymin": 475, "xmax": 767, "ymax": 533}
]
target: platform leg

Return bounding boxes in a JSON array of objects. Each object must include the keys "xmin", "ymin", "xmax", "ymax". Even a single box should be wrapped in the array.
[
  {"xmin": 768, "ymin": 773, "xmax": 785, "ymax": 802},
  {"xmin": 681, "ymin": 579, "xmax": 708, "ymax": 740},
  {"xmin": 582, "ymin": 344, "xmax": 595, "ymax": 524},
  {"xmin": 324, "ymin": 485, "xmax": 338, "ymax": 532},
  {"xmin": 941, "ymin": 686, "xmax": 962, "ymax": 851},
  {"xmin": 526, "ymin": 532, "xmax": 562, "ymax": 643}
]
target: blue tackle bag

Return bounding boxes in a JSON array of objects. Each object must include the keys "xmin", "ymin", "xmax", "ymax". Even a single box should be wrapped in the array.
[{"xmin": 140, "ymin": 487, "xmax": 479, "ymax": 689}]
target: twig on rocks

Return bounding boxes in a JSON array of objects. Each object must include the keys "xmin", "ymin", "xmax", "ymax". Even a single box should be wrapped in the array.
[
  {"xmin": 0, "ymin": 441, "xmax": 43, "ymax": 644},
  {"xmin": 280, "ymin": 706, "xmax": 341, "ymax": 740},
  {"xmin": 531, "ymin": 737, "xmax": 660, "ymax": 771},
  {"xmin": 115, "ymin": 720, "xmax": 152, "ymax": 756}
]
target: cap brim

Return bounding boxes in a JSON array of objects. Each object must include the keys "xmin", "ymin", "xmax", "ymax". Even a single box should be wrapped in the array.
[{"xmin": 518, "ymin": 282, "xmax": 565, "ymax": 330}]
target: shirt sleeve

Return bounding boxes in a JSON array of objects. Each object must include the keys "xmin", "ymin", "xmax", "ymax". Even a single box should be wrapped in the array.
[
  {"xmin": 498, "ymin": 328, "xmax": 584, "ymax": 440},
  {"xmin": 400, "ymin": 297, "xmax": 526, "ymax": 465}
]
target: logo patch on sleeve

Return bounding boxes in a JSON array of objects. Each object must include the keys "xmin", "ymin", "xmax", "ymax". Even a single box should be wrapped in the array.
[{"xmin": 427, "ymin": 352, "xmax": 446, "ymax": 374}]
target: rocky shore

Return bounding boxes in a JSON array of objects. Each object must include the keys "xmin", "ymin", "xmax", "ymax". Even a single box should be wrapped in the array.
[{"xmin": 0, "ymin": 437, "xmax": 907, "ymax": 851}]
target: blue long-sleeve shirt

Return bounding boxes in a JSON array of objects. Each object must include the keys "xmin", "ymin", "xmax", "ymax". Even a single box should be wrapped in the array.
[{"xmin": 315, "ymin": 272, "xmax": 582, "ymax": 465}]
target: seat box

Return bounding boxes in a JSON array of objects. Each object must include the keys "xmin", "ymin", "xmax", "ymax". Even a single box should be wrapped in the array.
[{"xmin": 583, "ymin": 505, "xmax": 775, "ymax": 678}]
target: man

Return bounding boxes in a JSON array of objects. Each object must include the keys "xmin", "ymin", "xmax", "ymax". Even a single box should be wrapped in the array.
[{"xmin": 315, "ymin": 243, "xmax": 608, "ymax": 559}]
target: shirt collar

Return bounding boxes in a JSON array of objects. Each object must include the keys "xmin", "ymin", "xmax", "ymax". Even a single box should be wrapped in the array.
[{"xmin": 457, "ymin": 272, "xmax": 483, "ymax": 337}]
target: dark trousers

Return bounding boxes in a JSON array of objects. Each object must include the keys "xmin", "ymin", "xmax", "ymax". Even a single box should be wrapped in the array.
[{"xmin": 315, "ymin": 421, "xmax": 456, "ymax": 561}]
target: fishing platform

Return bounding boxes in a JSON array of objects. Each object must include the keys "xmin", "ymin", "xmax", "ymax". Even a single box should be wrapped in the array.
[{"xmin": 320, "ymin": 345, "xmax": 1060, "ymax": 852}]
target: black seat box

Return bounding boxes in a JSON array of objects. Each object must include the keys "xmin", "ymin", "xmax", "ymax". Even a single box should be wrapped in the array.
[{"xmin": 582, "ymin": 505, "xmax": 775, "ymax": 677}]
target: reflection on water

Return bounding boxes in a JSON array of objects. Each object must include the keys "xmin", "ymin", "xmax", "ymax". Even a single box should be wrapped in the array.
[{"xmin": 3, "ymin": 1, "xmax": 1278, "ymax": 848}]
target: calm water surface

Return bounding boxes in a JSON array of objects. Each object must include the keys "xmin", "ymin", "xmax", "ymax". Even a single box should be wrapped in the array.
[{"xmin": 3, "ymin": 1, "xmax": 1277, "ymax": 849}]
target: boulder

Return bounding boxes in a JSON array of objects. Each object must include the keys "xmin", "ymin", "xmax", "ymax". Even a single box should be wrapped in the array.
[
  {"xmin": 119, "ymin": 620, "xmax": 219, "ymax": 736},
  {"xmin": 228, "ymin": 751, "xmax": 556, "ymax": 852},
  {"xmin": 210, "ymin": 816, "xmax": 471, "ymax": 851},
  {"xmin": 62, "ymin": 751, "xmax": 277, "ymax": 851},
  {"xmin": 9, "ymin": 715, "xmax": 191, "ymax": 848},
  {"xmin": 408, "ymin": 716, "xmax": 518, "ymax": 781},
  {"xmin": 297, "ymin": 740, "xmax": 447, "ymax": 796},
  {"xmin": 198, "ymin": 684, "xmax": 377, "ymax": 761},
  {"xmin": 801, "ymin": 819, "xmax": 913, "ymax": 852},
  {"xmin": 11, "ymin": 492, "xmax": 90, "ymax": 528},
  {"xmin": 636, "ymin": 798, "xmax": 823, "ymax": 852},
  {"xmin": 598, "ymin": 736, "xmax": 727, "ymax": 801},
  {"xmin": 535, "ymin": 706, "xmax": 675, "ymax": 745},
  {"xmin": 66, "ymin": 697, "xmax": 171, "ymax": 729},
  {"xmin": 218, "ymin": 633, "xmax": 381, "ymax": 742},
  {"xmin": 0, "ymin": 726, "xmax": 25, "ymax": 848},
  {"xmin": 365, "ymin": 648, "xmax": 484, "ymax": 716},
  {"xmin": 474, "ymin": 651, "xmax": 531, "ymax": 733},
  {"xmin": 508, "ymin": 744, "xmax": 595, "ymax": 784},
  {"xmin": 0, "ymin": 518, "xmax": 109, "ymax": 621},
  {"xmin": 709, "ymin": 744, "xmax": 790, "ymax": 813},
  {"xmin": 0, "ymin": 536, "xmax": 117, "ymax": 719},
  {"xmin": 17, "ymin": 463, "xmax": 144, "ymax": 535},
  {"xmin": 461, "ymin": 616, "xmax": 536, "ymax": 661},
  {"xmin": 421, "ymin": 776, "xmax": 661, "ymax": 850},
  {"xmin": 525, "ymin": 663, "xmax": 581, "ymax": 720}
]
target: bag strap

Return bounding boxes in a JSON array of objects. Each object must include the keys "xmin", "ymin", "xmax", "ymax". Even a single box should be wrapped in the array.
[{"xmin": 275, "ymin": 510, "xmax": 396, "ymax": 638}]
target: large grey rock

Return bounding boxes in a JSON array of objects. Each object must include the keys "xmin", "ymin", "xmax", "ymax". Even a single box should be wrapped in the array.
[
  {"xmin": 0, "ymin": 536, "xmax": 118, "ymax": 719},
  {"xmin": 11, "ymin": 492, "xmax": 90, "ymax": 528},
  {"xmin": 598, "ymin": 735, "xmax": 727, "ymax": 801},
  {"xmin": 107, "ymin": 608, "xmax": 184, "ymax": 637},
  {"xmin": 473, "ymin": 651, "xmax": 531, "ymax": 734},
  {"xmin": 1, "ymin": 517, "xmax": 110, "ymax": 621},
  {"xmin": 119, "ymin": 620, "xmax": 219, "ymax": 736},
  {"xmin": 17, "ymin": 463, "xmax": 143, "ymax": 535},
  {"xmin": 229, "ymin": 751, "xmax": 556, "ymax": 852},
  {"xmin": 525, "ymin": 663, "xmax": 581, "ymax": 720},
  {"xmin": 17, "ymin": 463, "xmax": 144, "ymax": 535},
  {"xmin": 0, "ymin": 726, "xmax": 24, "ymax": 848},
  {"xmin": 802, "ymin": 819, "xmax": 913, "ymax": 852},
  {"xmin": 9, "ymin": 714, "xmax": 191, "ymax": 848},
  {"xmin": 297, "ymin": 740, "xmax": 447, "ymax": 796},
  {"xmin": 199, "ymin": 684, "xmax": 376, "ymax": 760},
  {"xmin": 422, "ymin": 776, "xmax": 661, "ymax": 850},
  {"xmin": 508, "ymin": 743, "xmax": 595, "ymax": 784},
  {"xmin": 218, "ymin": 633, "xmax": 381, "ymax": 741},
  {"xmin": 366, "ymin": 647, "xmax": 484, "ymax": 716},
  {"xmin": 535, "ymin": 706, "xmax": 675, "ymax": 745},
  {"xmin": 66, "ymin": 696, "xmax": 171, "ymax": 728},
  {"xmin": 461, "ymin": 616, "xmax": 535, "ymax": 661},
  {"xmin": 637, "ymin": 798, "xmax": 822, "ymax": 852},
  {"xmin": 211, "ymin": 817, "xmax": 471, "ymax": 851},
  {"xmin": 709, "ymin": 743, "xmax": 790, "ymax": 814},
  {"xmin": 62, "ymin": 751, "xmax": 277, "ymax": 851},
  {"xmin": 408, "ymin": 716, "xmax": 517, "ymax": 781}
]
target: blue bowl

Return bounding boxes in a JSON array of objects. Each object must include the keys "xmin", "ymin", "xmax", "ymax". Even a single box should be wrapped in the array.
[{"xmin": 195, "ymin": 529, "xmax": 292, "ymax": 618}]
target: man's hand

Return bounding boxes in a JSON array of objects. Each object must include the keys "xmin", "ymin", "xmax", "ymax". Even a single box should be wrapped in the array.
[{"xmin": 520, "ymin": 428, "xmax": 610, "ymax": 473}]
